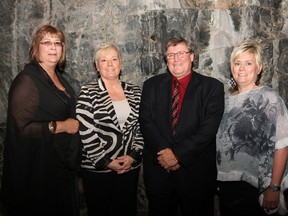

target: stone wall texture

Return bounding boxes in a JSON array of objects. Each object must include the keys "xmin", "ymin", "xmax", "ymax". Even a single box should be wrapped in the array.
[{"xmin": 1, "ymin": 0, "xmax": 288, "ymax": 215}]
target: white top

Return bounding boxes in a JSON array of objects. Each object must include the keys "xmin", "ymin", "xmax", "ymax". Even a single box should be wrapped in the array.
[{"xmin": 112, "ymin": 99, "xmax": 131, "ymax": 130}]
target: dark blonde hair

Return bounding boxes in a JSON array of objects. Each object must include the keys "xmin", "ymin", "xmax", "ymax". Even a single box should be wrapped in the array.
[
  {"xmin": 94, "ymin": 42, "xmax": 122, "ymax": 70},
  {"xmin": 29, "ymin": 24, "xmax": 66, "ymax": 70},
  {"xmin": 165, "ymin": 37, "xmax": 192, "ymax": 55}
]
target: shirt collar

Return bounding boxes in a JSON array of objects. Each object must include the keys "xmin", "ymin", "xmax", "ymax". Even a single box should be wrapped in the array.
[{"xmin": 172, "ymin": 71, "xmax": 192, "ymax": 87}]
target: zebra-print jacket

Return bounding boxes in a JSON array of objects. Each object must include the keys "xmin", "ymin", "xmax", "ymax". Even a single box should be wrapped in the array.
[{"xmin": 76, "ymin": 78, "xmax": 144, "ymax": 173}]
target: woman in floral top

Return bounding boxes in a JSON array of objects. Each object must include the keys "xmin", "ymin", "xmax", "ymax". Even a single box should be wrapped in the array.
[{"xmin": 216, "ymin": 40, "xmax": 288, "ymax": 216}]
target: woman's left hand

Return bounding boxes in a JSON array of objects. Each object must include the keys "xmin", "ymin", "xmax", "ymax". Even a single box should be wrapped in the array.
[{"xmin": 55, "ymin": 118, "xmax": 79, "ymax": 134}]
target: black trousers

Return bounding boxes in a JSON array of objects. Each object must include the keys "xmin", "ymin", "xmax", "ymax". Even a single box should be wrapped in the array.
[
  {"xmin": 81, "ymin": 167, "xmax": 140, "ymax": 216},
  {"xmin": 217, "ymin": 181, "xmax": 267, "ymax": 216},
  {"xmin": 147, "ymin": 175, "xmax": 215, "ymax": 216}
]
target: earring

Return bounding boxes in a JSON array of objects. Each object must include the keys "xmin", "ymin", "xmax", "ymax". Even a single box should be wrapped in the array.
[{"xmin": 228, "ymin": 77, "xmax": 237, "ymax": 89}]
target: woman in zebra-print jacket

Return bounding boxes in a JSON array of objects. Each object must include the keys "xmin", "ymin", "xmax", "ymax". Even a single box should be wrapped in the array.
[{"xmin": 76, "ymin": 43, "xmax": 144, "ymax": 216}]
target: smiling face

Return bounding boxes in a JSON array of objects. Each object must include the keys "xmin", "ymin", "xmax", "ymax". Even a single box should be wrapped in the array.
[
  {"xmin": 232, "ymin": 51, "xmax": 262, "ymax": 92},
  {"xmin": 29, "ymin": 25, "xmax": 66, "ymax": 70},
  {"xmin": 38, "ymin": 33, "xmax": 63, "ymax": 68},
  {"xmin": 96, "ymin": 47, "xmax": 121, "ymax": 81},
  {"xmin": 166, "ymin": 42, "xmax": 194, "ymax": 79}
]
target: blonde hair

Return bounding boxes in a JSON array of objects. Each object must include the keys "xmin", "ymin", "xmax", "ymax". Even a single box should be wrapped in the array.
[
  {"xmin": 230, "ymin": 40, "xmax": 263, "ymax": 91},
  {"xmin": 230, "ymin": 40, "xmax": 263, "ymax": 72},
  {"xmin": 94, "ymin": 43, "xmax": 122, "ymax": 70}
]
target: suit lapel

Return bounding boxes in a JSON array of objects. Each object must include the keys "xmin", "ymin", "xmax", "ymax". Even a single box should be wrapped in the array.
[
  {"xmin": 159, "ymin": 74, "xmax": 174, "ymax": 134},
  {"xmin": 33, "ymin": 62, "xmax": 71, "ymax": 106}
]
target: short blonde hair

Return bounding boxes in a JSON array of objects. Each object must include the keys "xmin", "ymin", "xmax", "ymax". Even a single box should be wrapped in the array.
[
  {"xmin": 230, "ymin": 40, "xmax": 263, "ymax": 73},
  {"xmin": 94, "ymin": 43, "xmax": 122, "ymax": 70},
  {"xmin": 230, "ymin": 40, "xmax": 263, "ymax": 91}
]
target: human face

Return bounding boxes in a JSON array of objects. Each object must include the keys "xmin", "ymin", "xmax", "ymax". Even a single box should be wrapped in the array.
[
  {"xmin": 232, "ymin": 52, "xmax": 262, "ymax": 92},
  {"xmin": 39, "ymin": 33, "xmax": 63, "ymax": 68},
  {"xmin": 166, "ymin": 43, "xmax": 194, "ymax": 79},
  {"xmin": 96, "ymin": 48, "xmax": 121, "ymax": 81}
]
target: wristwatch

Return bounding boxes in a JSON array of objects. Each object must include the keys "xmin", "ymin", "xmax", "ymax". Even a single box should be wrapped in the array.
[
  {"xmin": 48, "ymin": 121, "xmax": 57, "ymax": 134},
  {"xmin": 268, "ymin": 183, "xmax": 280, "ymax": 192}
]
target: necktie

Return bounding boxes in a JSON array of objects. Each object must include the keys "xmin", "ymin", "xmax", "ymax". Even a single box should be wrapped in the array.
[{"xmin": 172, "ymin": 80, "xmax": 179, "ymax": 135}]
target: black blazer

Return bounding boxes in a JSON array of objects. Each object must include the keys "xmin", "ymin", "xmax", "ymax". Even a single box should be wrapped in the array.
[
  {"xmin": 1, "ymin": 62, "xmax": 80, "ymax": 215},
  {"xmin": 139, "ymin": 71, "xmax": 224, "ymax": 198}
]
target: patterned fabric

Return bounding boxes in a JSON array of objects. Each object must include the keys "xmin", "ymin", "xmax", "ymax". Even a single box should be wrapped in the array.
[
  {"xmin": 217, "ymin": 86, "xmax": 288, "ymax": 213},
  {"xmin": 171, "ymin": 79, "xmax": 179, "ymax": 135},
  {"xmin": 76, "ymin": 78, "xmax": 144, "ymax": 173}
]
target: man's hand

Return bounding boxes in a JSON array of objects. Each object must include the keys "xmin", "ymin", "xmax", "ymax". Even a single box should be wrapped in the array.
[
  {"xmin": 168, "ymin": 164, "xmax": 181, "ymax": 172},
  {"xmin": 157, "ymin": 148, "xmax": 179, "ymax": 171}
]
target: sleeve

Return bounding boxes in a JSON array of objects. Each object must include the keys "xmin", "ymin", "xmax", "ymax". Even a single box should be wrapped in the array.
[
  {"xmin": 259, "ymin": 90, "xmax": 288, "ymax": 215},
  {"xmin": 9, "ymin": 74, "xmax": 48, "ymax": 138},
  {"xmin": 274, "ymin": 95, "xmax": 288, "ymax": 149},
  {"xmin": 139, "ymin": 80, "xmax": 171, "ymax": 161},
  {"xmin": 76, "ymin": 86, "xmax": 112, "ymax": 169}
]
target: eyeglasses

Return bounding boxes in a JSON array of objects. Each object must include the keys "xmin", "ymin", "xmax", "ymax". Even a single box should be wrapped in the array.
[
  {"xmin": 40, "ymin": 40, "xmax": 62, "ymax": 47},
  {"xmin": 166, "ymin": 51, "xmax": 191, "ymax": 60}
]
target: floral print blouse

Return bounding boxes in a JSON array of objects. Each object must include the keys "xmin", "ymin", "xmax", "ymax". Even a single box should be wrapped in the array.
[{"xmin": 217, "ymin": 86, "xmax": 288, "ymax": 214}]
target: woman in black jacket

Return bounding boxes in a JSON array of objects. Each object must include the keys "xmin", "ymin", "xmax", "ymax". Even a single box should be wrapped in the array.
[{"xmin": 1, "ymin": 24, "xmax": 81, "ymax": 216}]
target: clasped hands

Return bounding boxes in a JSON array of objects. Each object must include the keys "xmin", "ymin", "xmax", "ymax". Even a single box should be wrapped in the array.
[
  {"xmin": 107, "ymin": 155, "xmax": 134, "ymax": 174},
  {"xmin": 157, "ymin": 148, "xmax": 180, "ymax": 172}
]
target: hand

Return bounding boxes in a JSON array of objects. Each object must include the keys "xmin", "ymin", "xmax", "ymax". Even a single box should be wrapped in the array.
[
  {"xmin": 58, "ymin": 118, "xmax": 79, "ymax": 134},
  {"xmin": 262, "ymin": 188, "xmax": 280, "ymax": 211},
  {"xmin": 157, "ymin": 148, "xmax": 178, "ymax": 170},
  {"xmin": 107, "ymin": 155, "xmax": 134, "ymax": 174},
  {"xmin": 167, "ymin": 164, "xmax": 181, "ymax": 172}
]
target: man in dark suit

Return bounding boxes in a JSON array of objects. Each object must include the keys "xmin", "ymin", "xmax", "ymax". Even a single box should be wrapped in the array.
[{"xmin": 139, "ymin": 37, "xmax": 225, "ymax": 216}]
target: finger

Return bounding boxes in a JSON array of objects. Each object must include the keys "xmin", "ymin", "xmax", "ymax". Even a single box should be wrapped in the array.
[{"xmin": 157, "ymin": 150, "xmax": 166, "ymax": 155}]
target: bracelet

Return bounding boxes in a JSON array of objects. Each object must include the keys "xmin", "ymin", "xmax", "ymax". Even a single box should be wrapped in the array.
[{"xmin": 48, "ymin": 121, "xmax": 57, "ymax": 134}]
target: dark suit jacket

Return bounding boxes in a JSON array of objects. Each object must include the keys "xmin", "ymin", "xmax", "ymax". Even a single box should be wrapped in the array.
[{"xmin": 139, "ymin": 71, "xmax": 224, "ymax": 199}]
